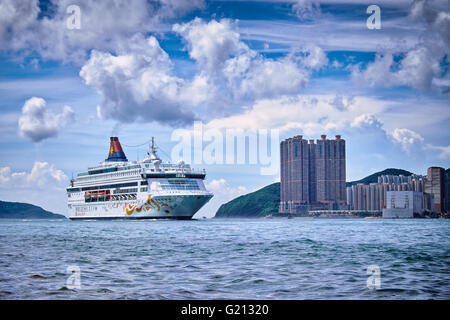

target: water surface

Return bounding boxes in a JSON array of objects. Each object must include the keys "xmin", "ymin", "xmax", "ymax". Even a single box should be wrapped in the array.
[{"xmin": 0, "ymin": 218, "xmax": 449, "ymax": 299}]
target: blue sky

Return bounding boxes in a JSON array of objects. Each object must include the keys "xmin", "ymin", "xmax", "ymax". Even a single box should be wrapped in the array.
[{"xmin": 0, "ymin": 0, "xmax": 449, "ymax": 216}]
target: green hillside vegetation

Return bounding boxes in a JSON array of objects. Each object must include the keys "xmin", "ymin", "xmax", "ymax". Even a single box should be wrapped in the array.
[
  {"xmin": 0, "ymin": 201, "xmax": 66, "ymax": 219},
  {"xmin": 345, "ymin": 168, "xmax": 413, "ymax": 187},
  {"xmin": 215, "ymin": 168, "xmax": 417, "ymax": 218},
  {"xmin": 215, "ymin": 183, "xmax": 280, "ymax": 218}
]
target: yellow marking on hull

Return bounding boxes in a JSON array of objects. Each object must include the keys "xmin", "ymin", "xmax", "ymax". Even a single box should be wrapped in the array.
[
  {"xmin": 150, "ymin": 199, "xmax": 160, "ymax": 210},
  {"xmin": 125, "ymin": 194, "xmax": 167, "ymax": 215}
]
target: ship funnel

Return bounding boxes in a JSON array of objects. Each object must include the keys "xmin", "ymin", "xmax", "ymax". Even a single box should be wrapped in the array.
[{"xmin": 106, "ymin": 137, "xmax": 128, "ymax": 162}]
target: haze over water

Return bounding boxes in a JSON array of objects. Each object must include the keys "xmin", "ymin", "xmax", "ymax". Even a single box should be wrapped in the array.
[{"xmin": 0, "ymin": 218, "xmax": 449, "ymax": 299}]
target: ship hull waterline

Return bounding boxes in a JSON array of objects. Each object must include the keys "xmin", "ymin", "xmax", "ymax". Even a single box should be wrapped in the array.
[{"xmin": 68, "ymin": 194, "xmax": 213, "ymax": 220}]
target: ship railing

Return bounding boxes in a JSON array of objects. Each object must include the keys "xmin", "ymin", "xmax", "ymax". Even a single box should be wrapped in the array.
[
  {"xmin": 141, "ymin": 168, "xmax": 206, "ymax": 174},
  {"xmin": 147, "ymin": 190, "xmax": 213, "ymax": 195}
]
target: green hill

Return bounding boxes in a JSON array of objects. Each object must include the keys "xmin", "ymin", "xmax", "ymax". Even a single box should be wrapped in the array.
[
  {"xmin": 345, "ymin": 168, "xmax": 413, "ymax": 187},
  {"xmin": 0, "ymin": 201, "xmax": 66, "ymax": 219},
  {"xmin": 215, "ymin": 183, "xmax": 280, "ymax": 218},
  {"xmin": 214, "ymin": 168, "xmax": 415, "ymax": 218}
]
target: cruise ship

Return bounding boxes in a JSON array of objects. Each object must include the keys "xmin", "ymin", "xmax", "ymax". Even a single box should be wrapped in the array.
[{"xmin": 67, "ymin": 137, "xmax": 213, "ymax": 220}]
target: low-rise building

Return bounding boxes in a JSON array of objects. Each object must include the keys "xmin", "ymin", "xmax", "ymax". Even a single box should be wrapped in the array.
[{"xmin": 382, "ymin": 191, "xmax": 424, "ymax": 218}]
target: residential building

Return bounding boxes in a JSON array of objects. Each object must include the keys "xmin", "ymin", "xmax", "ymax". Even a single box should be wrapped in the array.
[
  {"xmin": 424, "ymin": 167, "xmax": 445, "ymax": 213},
  {"xmin": 279, "ymin": 134, "xmax": 346, "ymax": 213}
]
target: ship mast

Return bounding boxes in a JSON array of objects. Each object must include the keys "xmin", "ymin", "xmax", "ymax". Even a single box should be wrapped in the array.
[{"xmin": 150, "ymin": 136, "xmax": 160, "ymax": 161}]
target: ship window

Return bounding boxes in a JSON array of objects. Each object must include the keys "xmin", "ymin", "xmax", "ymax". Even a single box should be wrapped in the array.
[
  {"xmin": 81, "ymin": 182, "xmax": 138, "ymax": 191},
  {"xmin": 160, "ymin": 179, "xmax": 200, "ymax": 191}
]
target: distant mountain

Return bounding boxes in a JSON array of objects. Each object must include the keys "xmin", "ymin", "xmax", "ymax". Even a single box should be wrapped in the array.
[
  {"xmin": 214, "ymin": 168, "xmax": 415, "ymax": 218},
  {"xmin": 0, "ymin": 201, "xmax": 66, "ymax": 219},
  {"xmin": 215, "ymin": 183, "xmax": 280, "ymax": 218},
  {"xmin": 345, "ymin": 168, "xmax": 413, "ymax": 187}
]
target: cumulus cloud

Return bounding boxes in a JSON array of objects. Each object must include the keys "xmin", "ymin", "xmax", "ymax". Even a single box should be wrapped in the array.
[
  {"xmin": 351, "ymin": 0, "xmax": 450, "ymax": 91},
  {"xmin": 351, "ymin": 114, "xmax": 383, "ymax": 130},
  {"xmin": 224, "ymin": 55, "xmax": 310, "ymax": 100},
  {"xmin": 205, "ymin": 94, "xmax": 389, "ymax": 135},
  {"xmin": 0, "ymin": 0, "xmax": 204, "ymax": 63},
  {"xmin": 174, "ymin": 19, "xmax": 325, "ymax": 101},
  {"xmin": 0, "ymin": 161, "xmax": 68, "ymax": 214},
  {"xmin": 410, "ymin": 0, "xmax": 450, "ymax": 47},
  {"xmin": 202, "ymin": 178, "xmax": 249, "ymax": 218},
  {"xmin": 389, "ymin": 127, "xmax": 450, "ymax": 158},
  {"xmin": 80, "ymin": 18, "xmax": 327, "ymax": 126},
  {"xmin": 299, "ymin": 44, "xmax": 329, "ymax": 70},
  {"xmin": 173, "ymin": 19, "xmax": 245, "ymax": 75},
  {"xmin": 351, "ymin": 48, "xmax": 441, "ymax": 90},
  {"xmin": 18, "ymin": 97, "xmax": 75, "ymax": 143},
  {"xmin": 0, "ymin": 0, "xmax": 40, "ymax": 52},
  {"xmin": 206, "ymin": 178, "xmax": 248, "ymax": 195},
  {"xmin": 174, "ymin": 18, "xmax": 326, "ymax": 108},
  {"xmin": 0, "ymin": 161, "xmax": 67, "ymax": 188},
  {"xmin": 390, "ymin": 128, "xmax": 425, "ymax": 151},
  {"xmin": 79, "ymin": 34, "xmax": 195, "ymax": 125}
]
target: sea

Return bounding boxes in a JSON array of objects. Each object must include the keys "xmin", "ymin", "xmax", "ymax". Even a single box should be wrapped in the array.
[{"xmin": 0, "ymin": 218, "xmax": 449, "ymax": 300}]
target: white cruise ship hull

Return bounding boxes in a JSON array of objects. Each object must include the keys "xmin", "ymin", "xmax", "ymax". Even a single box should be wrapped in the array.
[
  {"xmin": 69, "ymin": 193, "xmax": 213, "ymax": 220},
  {"xmin": 67, "ymin": 137, "xmax": 214, "ymax": 221}
]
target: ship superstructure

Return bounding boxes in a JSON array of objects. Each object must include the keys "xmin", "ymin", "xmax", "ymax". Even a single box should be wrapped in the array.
[{"xmin": 67, "ymin": 137, "xmax": 213, "ymax": 219}]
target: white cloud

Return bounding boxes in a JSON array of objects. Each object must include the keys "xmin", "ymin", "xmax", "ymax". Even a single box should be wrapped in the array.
[
  {"xmin": 206, "ymin": 178, "xmax": 247, "ymax": 195},
  {"xmin": 388, "ymin": 127, "xmax": 450, "ymax": 158},
  {"xmin": 0, "ymin": 161, "xmax": 67, "ymax": 188},
  {"xmin": 0, "ymin": 0, "xmax": 204, "ymax": 63},
  {"xmin": 0, "ymin": 0, "xmax": 40, "ymax": 52},
  {"xmin": 410, "ymin": 0, "xmax": 450, "ymax": 48},
  {"xmin": 390, "ymin": 128, "xmax": 425, "ymax": 151},
  {"xmin": 80, "ymin": 18, "xmax": 326, "ymax": 126},
  {"xmin": 79, "ymin": 34, "xmax": 195, "ymax": 125},
  {"xmin": 205, "ymin": 94, "xmax": 389, "ymax": 135},
  {"xmin": 351, "ymin": 47, "xmax": 442, "ymax": 90},
  {"xmin": 351, "ymin": 114, "xmax": 383, "ymax": 130},
  {"xmin": 299, "ymin": 44, "xmax": 329, "ymax": 70},
  {"xmin": 292, "ymin": 0, "xmax": 321, "ymax": 19},
  {"xmin": 173, "ymin": 18, "xmax": 325, "ymax": 107},
  {"xmin": 173, "ymin": 19, "xmax": 245, "ymax": 75},
  {"xmin": 0, "ymin": 161, "xmax": 68, "ymax": 214},
  {"xmin": 18, "ymin": 97, "xmax": 75, "ymax": 143},
  {"xmin": 200, "ymin": 178, "xmax": 248, "ymax": 218},
  {"xmin": 351, "ymin": 0, "xmax": 450, "ymax": 91},
  {"xmin": 425, "ymin": 144, "xmax": 450, "ymax": 159},
  {"xmin": 224, "ymin": 55, "xmax": 310, "ymax": 100}
]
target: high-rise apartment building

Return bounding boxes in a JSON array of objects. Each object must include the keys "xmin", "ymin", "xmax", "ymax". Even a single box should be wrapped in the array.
[
  {"xmin": 347, "ymin": 174, "xmax": 427, "ymax": 211},
  {"xmin": 279, "ymin": 134, "xmax": 346, "ymax": 213},
  {"xmin": 425, "ymin": 167, "xmax": 445, "ymax": 213},
  {"xmin": 445, "ymin": 170, "xmax": 450, "ymax": 213}
]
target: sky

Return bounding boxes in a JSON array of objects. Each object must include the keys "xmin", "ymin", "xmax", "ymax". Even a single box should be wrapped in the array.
[{"xmin": 0, "ymin": 0, "xmax": 449, "ymax": 217}]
